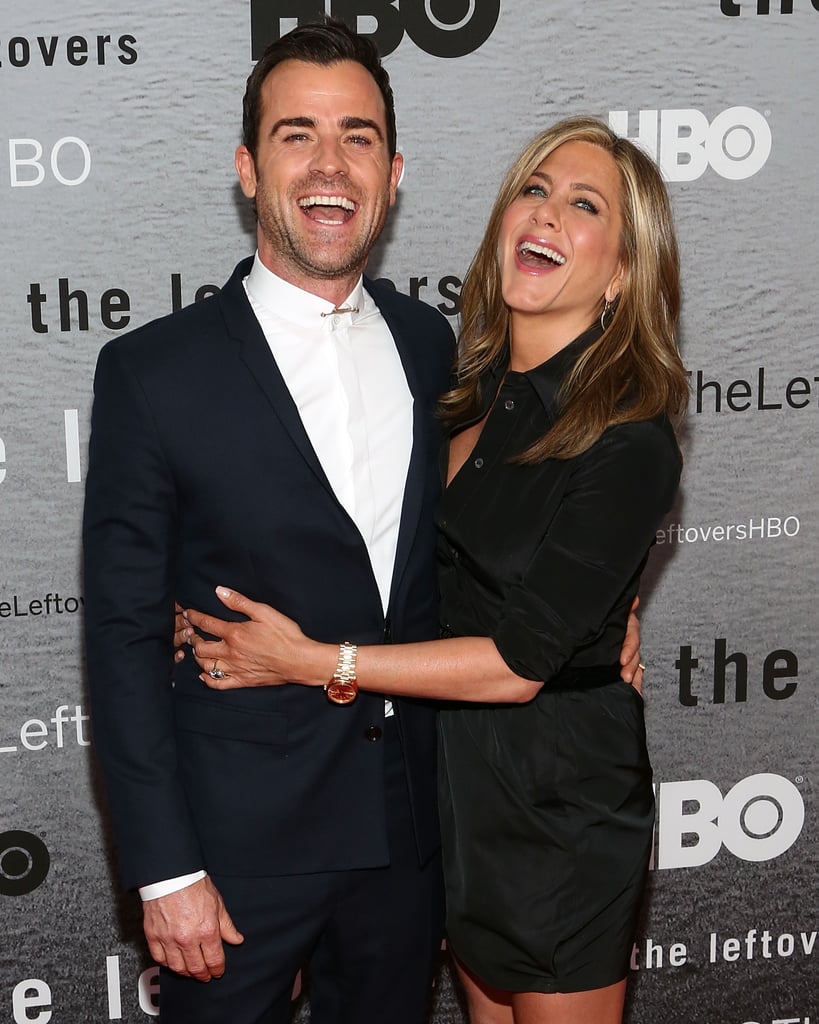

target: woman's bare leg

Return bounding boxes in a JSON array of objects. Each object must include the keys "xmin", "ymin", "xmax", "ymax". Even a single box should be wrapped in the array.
[
  {"xmin": 452, "ymin": 953, "xmax": 514, "ymax": 1024},
  {"xmin": 512, "ymin": 978, "xmax": 627, "ymax": 1024},
  {"xmin": 452, "ymin": 947, "xmax": 627, "ymax": 1024}
]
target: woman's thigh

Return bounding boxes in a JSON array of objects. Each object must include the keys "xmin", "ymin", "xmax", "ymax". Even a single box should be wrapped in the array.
[
  {"xmin": 453, "ymin": 954, "xmax": 514, "ymax": 1024},
  {"xmin": 512, "ymin": 979, "xmax": 627, "ymax": 1024},
  {"xmin": 454, "ymin": 955, "xmax": 627, "ymax": 1024}
]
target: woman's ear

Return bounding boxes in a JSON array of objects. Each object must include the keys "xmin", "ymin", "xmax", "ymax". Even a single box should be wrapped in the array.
[{"xmin": 605, "ymin": 262, "xmax": 625, "ymax": 304}]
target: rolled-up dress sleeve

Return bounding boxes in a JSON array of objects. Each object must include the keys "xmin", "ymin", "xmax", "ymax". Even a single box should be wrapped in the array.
[{"xmin": 492, "ymin": 418, "xmax": 681, "ymax": 682}]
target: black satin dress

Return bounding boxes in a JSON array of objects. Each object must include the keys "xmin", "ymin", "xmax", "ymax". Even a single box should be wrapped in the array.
[{"xmin": 436, "ymin": 324, "xmax": 681, "ymax": 993}]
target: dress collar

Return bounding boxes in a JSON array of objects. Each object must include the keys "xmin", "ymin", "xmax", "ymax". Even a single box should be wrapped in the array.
[{"xmin": 484, "ymin": 320, "xmax": 604, "ymax": 413}]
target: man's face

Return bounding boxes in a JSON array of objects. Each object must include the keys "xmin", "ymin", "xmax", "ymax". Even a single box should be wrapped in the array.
[{"xmin": 235, "ymin": 59, "xmax": 403, "ymax": 303}]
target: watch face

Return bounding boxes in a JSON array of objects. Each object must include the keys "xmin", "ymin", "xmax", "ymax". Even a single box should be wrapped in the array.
[{"xmin": 325, "ymin": 680, "xmax": 358, "ymax": 705}]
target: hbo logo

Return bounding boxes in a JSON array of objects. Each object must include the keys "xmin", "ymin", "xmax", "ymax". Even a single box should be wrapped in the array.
[
  {"xmin": 0, "ymin": 830, "xmax": 50, "ymax": 896},
  {"xmin": 657, "ymin": 773, "xmax": 804, "ymax": 869},
  {"xmin": 251, "ymin": 0, "xmax": 501, "ymax": 59},
  {"xmin": 8, "ymin": 137, "xmax": 91, "ymax": 187},
  {"xmin": 608, "ymin": 107, "xmax": 772, "ymax": 181}
]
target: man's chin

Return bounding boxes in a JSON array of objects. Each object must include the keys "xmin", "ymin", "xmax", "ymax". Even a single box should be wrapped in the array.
[{"xmin": 295, "ymin": 249, "xmax": 370, "ymax": 282}]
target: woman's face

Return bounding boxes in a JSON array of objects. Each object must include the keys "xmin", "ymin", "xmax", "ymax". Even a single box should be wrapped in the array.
[{"xmin": 498, "ymin": 140, "xmax": 624, "ymax": 345}]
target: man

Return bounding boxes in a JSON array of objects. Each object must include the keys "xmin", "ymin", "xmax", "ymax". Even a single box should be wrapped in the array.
[
  {"xmin": 84, "ymin": 20, "xmax": 452, "ymax": 1024},
  {"xmin": 84, "ymin": 19, "xmax": 641, "ymax": 1024}
]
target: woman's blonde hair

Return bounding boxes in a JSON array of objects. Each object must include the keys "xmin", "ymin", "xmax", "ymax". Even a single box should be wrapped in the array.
[{"xmin": 441, "ymin": 116, "xmax": 689, "ymax": 461}]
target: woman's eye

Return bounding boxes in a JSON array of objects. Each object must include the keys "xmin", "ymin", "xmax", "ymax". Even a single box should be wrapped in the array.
[
  {"xmin": 522, "ymin": 183, "xmax": 546, "ymax": 198},
  {"xmin": 575, "ymin": 197, "xmax": 599, "ymax": 214}
]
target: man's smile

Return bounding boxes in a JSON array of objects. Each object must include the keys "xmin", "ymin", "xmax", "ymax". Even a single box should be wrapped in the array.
[{"xmin": 298, "ymin": 194, "xmax": 357, "ymax": 224}]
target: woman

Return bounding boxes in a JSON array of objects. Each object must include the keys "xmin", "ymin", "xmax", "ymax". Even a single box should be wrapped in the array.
[{"xmin": 182, "ymin": 117, "xmax": 687, "ymax": 1023}]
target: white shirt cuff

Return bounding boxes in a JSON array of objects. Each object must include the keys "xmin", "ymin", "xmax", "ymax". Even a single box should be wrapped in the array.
[{"xmin": 139, "ymin": 870, "xmax": 207, "ymax": 902}]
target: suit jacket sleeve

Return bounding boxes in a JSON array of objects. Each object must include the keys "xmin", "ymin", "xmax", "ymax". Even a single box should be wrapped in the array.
[{"xmin": 83, "ymin": 338, "xmax": 203, "ymax": 889}]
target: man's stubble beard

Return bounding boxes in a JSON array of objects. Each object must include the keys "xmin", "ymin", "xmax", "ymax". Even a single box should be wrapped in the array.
[{"xmin": 255, "ymin": 178, "xmax": 389, "ymax": 283}]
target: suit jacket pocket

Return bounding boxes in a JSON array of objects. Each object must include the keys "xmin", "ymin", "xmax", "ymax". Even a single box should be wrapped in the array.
[{"xmin": 174, "ymin": 693, "xmax": 287, "ymax": 746}]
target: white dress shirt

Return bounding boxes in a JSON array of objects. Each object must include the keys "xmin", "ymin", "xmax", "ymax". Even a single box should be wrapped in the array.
[
  {"xmin": 244, "ymin": 254, "xmax": 413, "ymax": 613},
  {"xmin": 140, "ymin": 255, "xmax": 414, "ymax": 901}
]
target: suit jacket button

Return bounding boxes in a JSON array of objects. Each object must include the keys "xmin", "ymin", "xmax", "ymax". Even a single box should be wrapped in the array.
[{"xmin": 364, "ymin": 725, "xmax": 382, "ymax": 742}]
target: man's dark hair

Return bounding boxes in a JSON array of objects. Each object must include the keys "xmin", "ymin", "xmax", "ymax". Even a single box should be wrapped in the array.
[{"xmin": 242, "ymin": 18, "xmax": 397, "ymax": 162}]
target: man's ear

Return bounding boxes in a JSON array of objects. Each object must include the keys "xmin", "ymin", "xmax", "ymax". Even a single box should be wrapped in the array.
[
  {"xmin": 235, "ymin": 145, "xmax": 258, "ymax": 199},
  {"xmin": 388, "ymin": 152, "xmax": 404, "ymax": 207}
]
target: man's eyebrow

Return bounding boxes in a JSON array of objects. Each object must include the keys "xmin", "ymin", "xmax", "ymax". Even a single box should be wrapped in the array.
[
  {"xmin": 530, "ymin": 171, "xmax": 611, "ymax": 206},
  {"xmin": 269, "ymin": 116, "xmax": 317, "ymax": 137},
  {"xmin": 269, "ymin": 116, "xmax": 384, "ymax": 141},
  {"xmin": 339, "ymin": 116, "xmax": 383, "ymax": 140}
]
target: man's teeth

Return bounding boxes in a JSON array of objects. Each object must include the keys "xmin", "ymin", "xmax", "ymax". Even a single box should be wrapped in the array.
[
  {"xmin": 298, "ymin": 195, "xmax": 355, "ymax": 211},
  {"xmin": 518, "ymin": 241, "xmax": 566, "ymax": 265}
]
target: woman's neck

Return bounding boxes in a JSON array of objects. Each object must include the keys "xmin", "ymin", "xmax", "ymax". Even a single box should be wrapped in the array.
[{"xmin": 508, "ymin": 310, "xmax": 594, "ymax": 371}]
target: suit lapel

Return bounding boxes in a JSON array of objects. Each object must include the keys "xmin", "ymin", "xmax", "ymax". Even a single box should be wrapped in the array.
[
  {"xmin": 216, "ymin": 259, "xmax": 335, "ymax": 495},
  {"xmin": 366, "ymin": 280, "xmax": 431, "ymax": 611},
  {"xmin": 216, "ymin": 263, "xmax": 435, "ymax": 613}
]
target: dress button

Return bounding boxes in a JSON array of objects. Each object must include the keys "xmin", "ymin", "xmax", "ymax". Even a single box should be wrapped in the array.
[
  {"xmin": 504, "ymin": 399, "xmax": 515, "ymax": 410},
  {"xmin": 364, "ymin": 725, "xmax": 382, "ymax": 742},
  {"xmin": 474, "ymin": 457, "xmax": 484, "ymax": 469}
]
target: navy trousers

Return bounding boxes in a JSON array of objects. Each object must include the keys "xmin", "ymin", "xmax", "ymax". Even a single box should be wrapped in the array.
[{"xmin": 158, "ymin": 717, "xmax": 444, "ymax": 1024}]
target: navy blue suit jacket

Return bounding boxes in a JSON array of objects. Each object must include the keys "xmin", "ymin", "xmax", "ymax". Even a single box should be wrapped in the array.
[{"xmin": 83, "ymin": 256, "xmax": 455, "ymax": 890}]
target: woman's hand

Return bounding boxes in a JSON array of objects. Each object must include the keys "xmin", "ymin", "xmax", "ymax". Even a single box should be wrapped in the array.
[
  {"xmin": 184, "ymin": 587, "xmax": 328, "ymax": 690},
  {"xmin": 619, "ymin": 596, "xmax": 644, "ymax": 693},
  {"xmin": 173, "ymin": 602, "xmax": 189, "ymax": 664}
]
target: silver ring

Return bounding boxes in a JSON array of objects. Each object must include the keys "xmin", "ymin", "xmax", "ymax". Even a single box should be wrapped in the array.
[
  {"xmin": 638, "ymin": 662, "xmax": 646, "ymax": 671},
  {"xmin": 208, "ymin": 660, "xmax": 228, "ymax": 680}
]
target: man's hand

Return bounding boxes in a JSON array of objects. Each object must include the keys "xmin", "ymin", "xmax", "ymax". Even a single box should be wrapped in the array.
[
  {"xmin": 142, "ymin": 875, "xmax": 244, "ymax": 981},
  {"xmin": 619, "ymin": 596, "xmax": 644, "ymax": 693}
]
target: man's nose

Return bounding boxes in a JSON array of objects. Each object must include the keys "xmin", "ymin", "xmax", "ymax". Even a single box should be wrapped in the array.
[{"xmin": 310, "ymin": 136, "xmax": 348, "ymax": 177}]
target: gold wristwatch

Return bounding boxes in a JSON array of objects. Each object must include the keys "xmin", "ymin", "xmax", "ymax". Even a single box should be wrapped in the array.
[{"xmin": 324, "ymin": 641, "xmax": 358, "ymax": 705}]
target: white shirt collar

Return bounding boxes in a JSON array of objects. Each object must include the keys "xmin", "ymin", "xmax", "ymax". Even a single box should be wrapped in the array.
[{"xmin": 245, "ymin": 252, "xmax": 367, "ymax": 328}]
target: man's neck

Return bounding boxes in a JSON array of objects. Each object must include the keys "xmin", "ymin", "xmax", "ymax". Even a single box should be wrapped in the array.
[{"xmin": 256, "ymin": 250, "xmax": 363, "ymax": 308}]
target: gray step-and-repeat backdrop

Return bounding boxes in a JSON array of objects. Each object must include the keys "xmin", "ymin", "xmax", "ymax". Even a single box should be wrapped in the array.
[{"xmin": 2, "ymin": 2, "xmax": 816, "ymax": 1022}]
